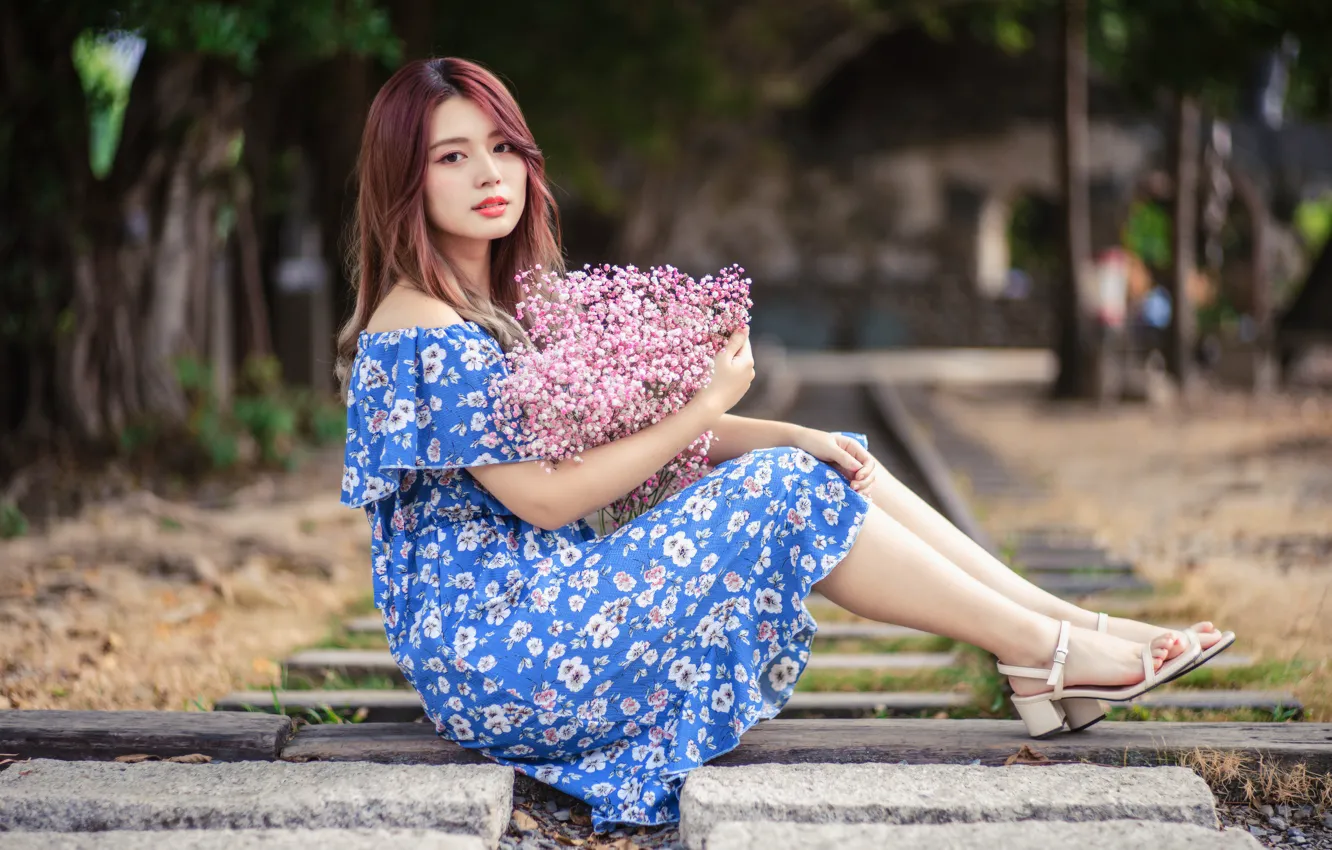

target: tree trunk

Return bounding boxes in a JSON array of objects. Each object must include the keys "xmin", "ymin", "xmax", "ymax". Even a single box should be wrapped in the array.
[
  {"xmin": 1052, "ymin": 0, "xmax": 1097, "ymax": 399},
  {"xmin": 1, "ymin": 29, "xmax": 248, "ymax": 448},
  {"xmin": 1167, "ymin": 93, "xmax": 1201, "ymax": 386}
]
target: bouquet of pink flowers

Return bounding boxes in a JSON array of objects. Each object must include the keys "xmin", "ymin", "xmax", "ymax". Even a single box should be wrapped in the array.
[{"xmin": 492, "ymin": 262, "xmax": 753, "ymax": 533}]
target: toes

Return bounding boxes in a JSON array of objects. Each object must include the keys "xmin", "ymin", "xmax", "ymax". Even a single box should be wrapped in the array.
[{"xmin": 1187, "ymin": 622, "xmax": 1223, "ymax": 649}]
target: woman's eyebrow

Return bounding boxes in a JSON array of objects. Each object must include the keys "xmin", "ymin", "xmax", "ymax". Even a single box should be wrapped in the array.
[{"xmin": 429, "ymin": 130, "xmax": 503, "ymax": 150}]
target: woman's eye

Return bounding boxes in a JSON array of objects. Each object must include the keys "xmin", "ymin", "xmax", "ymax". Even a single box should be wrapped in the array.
[
  {"xmin": 439, "ymin": 152, "xmax": 463, "ymax": 164},
  {"xmin": 495, "ymin": 142, "xmax": 514, "ymax": 154}
]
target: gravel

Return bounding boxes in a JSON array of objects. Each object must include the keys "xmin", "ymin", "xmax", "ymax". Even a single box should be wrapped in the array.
[{"xmin": 1218, "ymin": 802, "xmax": 1332, "ymax": 850}]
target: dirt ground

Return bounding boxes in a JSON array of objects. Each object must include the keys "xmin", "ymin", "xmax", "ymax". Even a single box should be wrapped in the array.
[
  {"xmin": 929, "ymin": 383, "xmax": 1332, "ymax": 721},
  {"xmin": 0, "ymin": 447, "xmax": 372, "ymax": 712}
]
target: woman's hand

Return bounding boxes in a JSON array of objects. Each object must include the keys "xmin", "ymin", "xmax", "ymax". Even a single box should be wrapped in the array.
[
  {"xmin": 695, "ymin": 328, "xmax": 755, "ymax": 416},
  {"xmin": 792, "ymin": 428, "xmax": 878, "ymax": 495}
]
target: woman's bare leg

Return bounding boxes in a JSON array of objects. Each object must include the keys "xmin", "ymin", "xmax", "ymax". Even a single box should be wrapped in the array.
[
  {"xmin": 858, "ymin": 463, "xmax": 1221, "ymax": 657},
  {"xmin": 811, "ymin": 502, "xmax": 1171, "ymax": 697}
]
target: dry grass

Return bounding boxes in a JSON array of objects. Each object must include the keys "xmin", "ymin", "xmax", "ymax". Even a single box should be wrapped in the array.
[
  {"xmin": 0, "ymin": 449, "xmax": 374, "ymax": 712},
  {"xmin": 1176, "ymin": 746, "xmax": 1332, "ymax": 811}
]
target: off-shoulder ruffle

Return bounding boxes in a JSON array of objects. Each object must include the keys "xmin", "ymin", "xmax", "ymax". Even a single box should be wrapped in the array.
[{"xmin": 341, "ymin": 324, "xmax": 524, "ymax": 508}]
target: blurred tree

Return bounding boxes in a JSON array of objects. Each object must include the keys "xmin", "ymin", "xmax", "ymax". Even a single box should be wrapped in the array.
[{"xmin": 0, "ymin": 1, "xmax": 397, "ymax": 450}]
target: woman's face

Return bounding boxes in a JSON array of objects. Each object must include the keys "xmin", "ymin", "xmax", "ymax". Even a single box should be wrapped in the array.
[{"xmin": 423, "ymin": 96, "xmax": 528, "ymax": 250}]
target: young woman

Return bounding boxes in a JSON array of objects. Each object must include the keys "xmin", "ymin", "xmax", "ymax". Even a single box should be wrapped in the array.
[{"xmin": 336, "ymin": 58, "xmax": 1233, "ymax": 831}]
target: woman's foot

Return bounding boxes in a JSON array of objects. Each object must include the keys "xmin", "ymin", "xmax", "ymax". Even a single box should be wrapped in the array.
[
  {"xmin": 1002, "ymin": 624, "xmax": 1174, "ymax": 698},
  {"xmin": 1091, "ymin": 614, "xmax": 1224, "ymax": 661}
]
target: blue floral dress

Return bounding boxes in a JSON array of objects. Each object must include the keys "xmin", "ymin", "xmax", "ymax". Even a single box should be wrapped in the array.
[{"xmin": 341, "ymin": 322, "xmax": 873, "ymax": 830}]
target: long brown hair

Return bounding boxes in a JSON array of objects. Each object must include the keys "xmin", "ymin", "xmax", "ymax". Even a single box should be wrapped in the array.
[{"xmin": 334, "ymin": 58, "xmax": 563, "ymax": 390}]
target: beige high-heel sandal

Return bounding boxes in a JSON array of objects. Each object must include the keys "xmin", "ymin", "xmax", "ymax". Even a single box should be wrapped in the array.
[
  {"xmin": 998, "ymin": 619, "xmax": 1203, "ymax": 738},
  {"xmin": 1089, "ymin": 612, "xmax": 1236, "ymax": 685}
]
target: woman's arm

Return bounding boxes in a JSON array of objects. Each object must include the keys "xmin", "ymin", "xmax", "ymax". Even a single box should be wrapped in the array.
[
  {"xmin": 705, "ymin": 413, "xmax": 806, "ymax": 466},
  {"xmin": 469, "ymin": 394, "xmax": 725, "ymax": 530}
]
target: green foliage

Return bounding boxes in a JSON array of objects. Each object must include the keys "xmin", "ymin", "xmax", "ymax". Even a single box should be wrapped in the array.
[
  {"xmin": 1123, "ymin": 201, "xmax": 1172, "ymax": 270},
  {"xmin": 120, "ymin": 352, "xmax": 344, "ymax": 473},
  {"xmin": 1294, "ymin": 193, "xmax": 1332, "ymax": 250},
  {"xmin": 0, "ymin": 502, "xmax": 29, "ymax": 540},
  {"xmin": 115, "ymin": 0, "xmax": 399, "ymax": 73},
  {"xmin": 71, "ymin": 31, "xmax": 134, "ymax": 178}
]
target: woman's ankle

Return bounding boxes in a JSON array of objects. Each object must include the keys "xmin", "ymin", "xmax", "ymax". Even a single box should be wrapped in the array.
[{"xmin": 995, "ymin": 616, "xmax": 1063, "ymax": 670}]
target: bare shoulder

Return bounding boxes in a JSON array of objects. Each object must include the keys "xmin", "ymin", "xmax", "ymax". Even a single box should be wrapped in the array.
[{"xmin": 364, "ymin": 283, "xmax": 466, "ymax": 333}]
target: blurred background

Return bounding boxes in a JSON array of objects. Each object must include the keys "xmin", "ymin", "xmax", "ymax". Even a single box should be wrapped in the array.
[{"xmin": 1, "ymin": 0, "xmax": 1330, "ymax": 756}]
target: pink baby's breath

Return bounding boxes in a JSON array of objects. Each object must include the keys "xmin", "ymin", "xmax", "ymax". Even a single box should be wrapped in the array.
[{"xmin": 493, "ymin": 263, "xmax": 753, "ymax": 531}]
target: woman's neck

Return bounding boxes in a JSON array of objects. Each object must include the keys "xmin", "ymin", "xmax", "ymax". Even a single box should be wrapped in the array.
[{"xmin": 434, "ymin": 231, "xmax": 492, "ymax": 298}]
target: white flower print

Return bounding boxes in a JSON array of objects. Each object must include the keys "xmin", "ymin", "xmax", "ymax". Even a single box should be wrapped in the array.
[
  {"xmin": 459, "ymin": 338, "xmax": 489, "ymax": 370},
  {"xmin": 767, "ymin": 657, "xmax": 801, "ymax": 690},
  {"xmin": 683, "ymin": 495, "xmax": 716, "ymax": 521},
  {"xmin": 711, "ymin": 683, "xmax": 735, "ymax": 712},
  {"xmin": 794, "ymin": 451, "xmax": 817, "ymax": 473},
  {"xmin": 420, "ymin": 343, "xmax": 446, "ymax": 382},
  {"xmin": 755, "ymin": 588, "xmax": 782, "ymax": 614},
  {"xmin": 453, "ymin": 626, "xmax": 477, "ymax": 657},
  {"xmin": 558, "ymin": 656, "xmax": 591, "ymax": 692},
  {"xmin": 662, "ymin": 532, "xmax": 696, "ymax": 567},
  {"xmin": 448, "ymin": 715, "xmax": 474, "ymax": 740},
  {"xmin": 385, "ymin": 398, "xmax": 414, "ymax": 433},
  {"xmin": 421, "ymin": 606, "xmax": 443, "ymax": 640},
  {"xmin": 482, "ymin": 704, "xmax": 511, "ymax": 733}
]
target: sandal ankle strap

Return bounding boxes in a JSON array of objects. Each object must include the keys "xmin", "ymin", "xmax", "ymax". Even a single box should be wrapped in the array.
[{"xmin": 995, "ymin": 620, "xmax": 1072, "ymax": 689}]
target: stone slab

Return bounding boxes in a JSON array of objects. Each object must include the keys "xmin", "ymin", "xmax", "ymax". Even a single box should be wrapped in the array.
[
  {"xmin": 0, "ymin": 759, "xmax": 512, "ymax": 847},
  {"xmin": 678, "ymin": 763, "xmax": 1218, "ymax": 849},
  {"xmin": 704, "ymin": 819, "xmax": 1260, "ymax": 850},
  {"xmin": 2, "ymin": 829, "xmax": 486, "ymax": 850},
  {"xmin": 0, "ymin": 710, "xmax": 294, "ymax": 762}
]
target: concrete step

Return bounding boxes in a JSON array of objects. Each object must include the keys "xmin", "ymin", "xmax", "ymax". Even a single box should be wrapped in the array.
[
  {"xmin": 5, "ymin": 829, "xmax": 487, "ymax": 849},
  {"xmin": 703, "ymin": 820, "xmax": 1260, "ymax": 850},
  {"xmin": 0, "ymin": 758, "xmax": 512, "ymax": 847},
  {"xmin": 677, "ymin": 763, "xmax": 1219, "ymax": 850}
]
